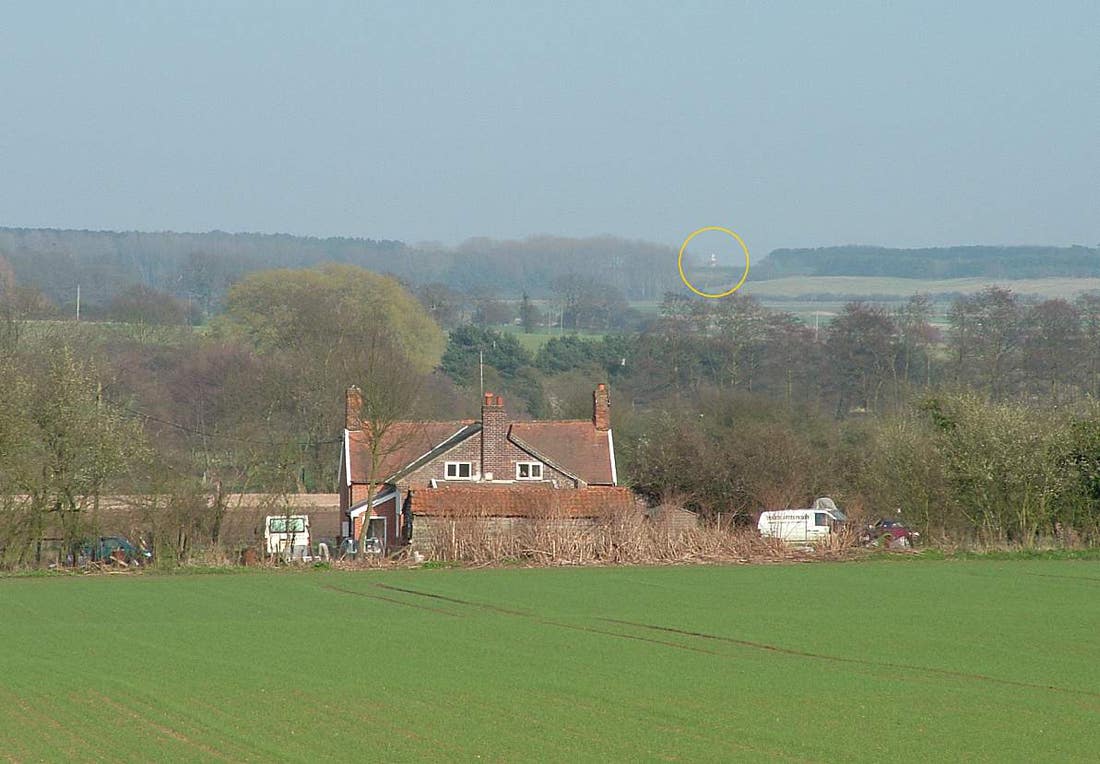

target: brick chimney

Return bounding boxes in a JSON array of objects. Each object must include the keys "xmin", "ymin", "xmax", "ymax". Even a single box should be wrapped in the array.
[
  {"xmin": 481, "ymin": 392, "xmax": 507, "ymax": 480},
  {"xmin": 345, "ymin": 385, "xmax": 363, "ymax": 431},
  {"xmin": 593, "ymin": 383, "xmax": 611, "ymax": 431}
]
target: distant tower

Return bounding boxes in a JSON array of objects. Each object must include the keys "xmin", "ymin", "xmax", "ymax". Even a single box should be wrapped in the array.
[{"xmin": 709, "ymin": 253, "xmax": 718, "ymax": 268}]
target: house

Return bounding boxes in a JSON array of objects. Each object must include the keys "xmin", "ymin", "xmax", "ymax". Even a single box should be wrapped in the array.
[{"xmin": 338, "ymin": 383, "xmax": 640, "ymax": 551}]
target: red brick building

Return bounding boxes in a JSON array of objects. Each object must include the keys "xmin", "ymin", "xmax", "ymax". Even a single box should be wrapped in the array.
[{"xmin": 338, "ymin": 384, "xmax": 636, "ymax": 550}]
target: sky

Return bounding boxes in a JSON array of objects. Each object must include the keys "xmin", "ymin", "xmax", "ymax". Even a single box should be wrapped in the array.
[{"xmin": 1, "ymin": 1, "xmax": 1097, "ymax": 256}]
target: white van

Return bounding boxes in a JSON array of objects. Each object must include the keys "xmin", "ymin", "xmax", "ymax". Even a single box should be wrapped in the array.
[
  {"xmin": 757, "ymin": 498, "xmax": 847, "ymax": 542},
  {"xmin": 264, "ymin": 515, "xmax": 312, "ymax": 560}
]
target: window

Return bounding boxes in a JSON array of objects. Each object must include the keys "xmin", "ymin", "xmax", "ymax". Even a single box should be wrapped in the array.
[
  {"xmin": 516, "ymin": 462, "xmax": 543, "ymax": 480},
  {"xmin": 814, "ymin": 512, "xmax": 827, "ymax": 527},
  {"xmin": 445, "ymin": 462, "xmax": 474, "ymax": 480},
  {"xmin": 269, "ymin": 517, "xmax": 306, "ymax": 533}
]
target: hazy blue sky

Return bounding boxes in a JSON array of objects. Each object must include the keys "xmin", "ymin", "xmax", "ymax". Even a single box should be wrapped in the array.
[{"xmin": 1, "ymin": 1, "xmax": 1096, "ymax": 256}]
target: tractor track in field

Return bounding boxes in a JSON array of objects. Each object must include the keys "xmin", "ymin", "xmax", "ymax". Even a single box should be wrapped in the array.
[
  {"xmin": 338, "ymin": 581, "xmax": 1100, "ymax": 701},
  {"xmin": 321, "ymin": 584, "xmax": 462, "ymax": 616},
  {"xmin": 371, "ymin": 582, "xmax": 532, "ymax": 616},
  {"xmin": 600, "ymin": 618, "xmax": 1100, "ymax": 700},
  {"xmin": 1021, "ymin": 572, "xmax": 1100, "ymax": 585},
  {"xmin": 85, "ymin": 690, "xmax": 233, "ymax": 761},
  {"xmin": 370, "ymin": 583, "xmax": 720, "ymax": 655},
  {"xmin": 543, "ymin": 619, "xmax": 722, "ymax": 655}
]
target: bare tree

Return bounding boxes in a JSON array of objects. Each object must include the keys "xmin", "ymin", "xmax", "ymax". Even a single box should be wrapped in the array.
[
  {"xmin": 949, "ymin": 287, "xmax": 1023, "ymax": 399},
  {"xmin": 824, "ymin": 303, "xmax": 897, "ymax": 416},
  {"xmin": 344, "ymin": 330, "xmax": 427, "ymax": 549},
  {"xmin": 1077, "ymin": 293, "xmax": 1100, "ymax": 399},
  {"xmin": 894, "ymin": 293, "xmax": 936, "ymax": 392},
  {"xmin": 1021, "ymin": 299, "xmax": 1083, "ymax": 402}
]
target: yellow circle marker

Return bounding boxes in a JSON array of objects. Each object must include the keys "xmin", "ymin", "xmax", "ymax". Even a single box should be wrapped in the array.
[{"xmin": 677, "ymin": 226, "xmax": 751, "ymax": 298}]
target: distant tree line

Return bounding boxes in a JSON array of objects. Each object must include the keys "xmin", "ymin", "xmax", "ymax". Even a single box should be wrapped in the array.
[
  {"xmin": 0, "ymin": 228, "xmax": 679, "ymax": 316},
  {"xmin": 9, "ymin": 228, "xmax": 1098, "ymax": 322}
]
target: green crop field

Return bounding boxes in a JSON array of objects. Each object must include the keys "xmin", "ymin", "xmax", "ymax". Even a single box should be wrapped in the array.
[
  {"xmin": 2, "ymin": 561, "xmax": 1098, "ymax": 761},
  {"xmin": 743, "ymin": 275, "xmax": 1100, "ymax": 301},
  {"xmin": 630, "ymin": 275, "xmax": 1100, "ymax": 326}
]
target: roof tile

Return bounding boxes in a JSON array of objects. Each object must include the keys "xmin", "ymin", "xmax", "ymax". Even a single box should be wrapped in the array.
[
  {"xmin": 347, "ymin": 421, "xmax": 473, "ymax": 483},
  {"xmin": 509, "ymin": 421, "xmax": 614, "ymax": 485}
]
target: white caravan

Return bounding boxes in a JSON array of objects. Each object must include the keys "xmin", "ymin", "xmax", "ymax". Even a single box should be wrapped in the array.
[
  {"xmin": 757, "ymin": 498, "xmax": 847, "ymax": 542},
  {"xmin": 264, "ymin": 515, "xmax": 312, "ymax": 560}
]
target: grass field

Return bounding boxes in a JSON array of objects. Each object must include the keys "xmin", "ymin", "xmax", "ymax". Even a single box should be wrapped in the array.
[
  {"xmin": 743, "ymin": 275, "xmax": 1100, "ymax": 301},
  {"xmin": 635, "ymin": 274, "xmax": 1100, "ymax": 327},
  {"xmin": 2, "ymin": 560, "xmax": 1098, "ymax": 762}
]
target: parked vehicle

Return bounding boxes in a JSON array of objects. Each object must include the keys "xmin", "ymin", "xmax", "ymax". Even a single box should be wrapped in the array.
[
  {"xmin": 757, "ymin": 498, "xmax": 847, "ymax": 543},
  {"xmin": 264, "ymin": 515, "xmax": 312, "ymax": 561},
  {"xmin": 80, "ymin": 536, "xmax": 152, "ymax": 565},
  {"xmin": 863, "ymin": 518, "xmax": 919, "ymax": 548}
]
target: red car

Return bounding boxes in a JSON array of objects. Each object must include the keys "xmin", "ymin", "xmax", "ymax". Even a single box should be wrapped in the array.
[{"xmin": 863, "ymin": 519, "xmax": 919, "ymax": 548}]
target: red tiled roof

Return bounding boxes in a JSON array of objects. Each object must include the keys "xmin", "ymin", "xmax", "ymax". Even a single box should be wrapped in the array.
[
  {"xmin": 410, "ymin": 484, "xmax": 640, "ymax": 518},
  {"xmin": 347, "ymin": 419, "xmax": 615, "ymax": 487},
  {"xmin": 509, "ymin": 421, "xmax": 614, "ymax": 485},
  {"xmin": 347, "ymin": 421, "xmax": 474, "ymax": 483}
]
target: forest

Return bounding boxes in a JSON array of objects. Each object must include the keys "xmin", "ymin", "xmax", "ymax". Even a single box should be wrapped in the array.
[
  {"xmin": 0, "ymin": 227, "xmax": 676, "ymax": 310},
  {"xmin": 3, "ymin": 248, "xmax": 1100, "ymax": 570},
  {"xmin": 3, "ymin": 227, "xmax": 1097, "ymax": 315}
]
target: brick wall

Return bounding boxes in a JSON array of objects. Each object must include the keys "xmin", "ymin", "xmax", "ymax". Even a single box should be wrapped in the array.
[
  {"xmin": 593, "ymin": 383, "xmax": 611, "ymax": 431},
  {"xmin": 345, "ymin": 386, "xmax": 363, "ymax": 430},
  {"xmin": 350, "ymin": 483, "xmax": 376, "ymax": 506},
  {"xmin": 399, "ymin": 430, "xmax": 577, "ymax": 487},
  {"xmin": 480, "ymin": 393, "xmax": 508, "ymax": 480},
  {"xmin": 352, "ymin": 494, "xmax": 398, "ymax": 547},
  {"xmin": 647, "ymin": 505, "xmax": 699, "ymax": 531}
]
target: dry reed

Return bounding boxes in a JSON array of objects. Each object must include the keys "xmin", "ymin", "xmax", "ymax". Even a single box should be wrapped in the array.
[{"xmin": 407, "ymin": 510, "xmax": 864, "ymax": 567}]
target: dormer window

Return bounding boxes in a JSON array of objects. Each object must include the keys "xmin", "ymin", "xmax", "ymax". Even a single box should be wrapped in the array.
[
  {"xmin": 445, "ymin": 462, "xmax": 474, "ymax": 480},
  {"xmin": 516, "ymin": 462, "xmax": 543, "ymax": 480}
]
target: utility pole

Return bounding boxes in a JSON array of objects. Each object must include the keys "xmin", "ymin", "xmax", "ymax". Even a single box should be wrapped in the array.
[
  {"xmin": 75, "ymin": 284, "xmax": 81, "ymax": 322},
  {"xmin": 479, "ymin": 350, "xmax": 484, "ymax": 398}
]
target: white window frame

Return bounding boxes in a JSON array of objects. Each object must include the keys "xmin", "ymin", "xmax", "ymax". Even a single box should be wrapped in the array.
[
  {"xmin": 516, "ymin": 461, "xmax": 543, "ymax": 481},
  {"xmin": 445, "ymin": 461, "xmax": 474, "ymax": 480},
  {"xmin": 365, "ymin": 516, "xmax": 386, "ymax": 541}
]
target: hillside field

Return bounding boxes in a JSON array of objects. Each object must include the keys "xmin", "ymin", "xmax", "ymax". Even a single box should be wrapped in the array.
[
  {"xmin": 2, "ymin": 561, "xmax": 1098, "ymax": 761},
  {"xmin": 625, "ymin": 275, "xmax": 1100, "ymax": 327},
  {"xmin": 742, "ymin": 275, "xmax": 1100, "ymax": 301}
]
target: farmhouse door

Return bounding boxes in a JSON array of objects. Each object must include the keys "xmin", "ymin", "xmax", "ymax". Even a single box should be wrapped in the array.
[{"xmin": 366, "ymin": 517, "xmax": 386, "ymax": 552}]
